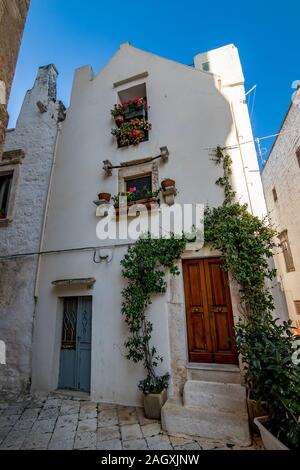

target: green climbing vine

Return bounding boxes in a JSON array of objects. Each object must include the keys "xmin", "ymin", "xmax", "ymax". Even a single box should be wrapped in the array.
[
  {"xmin": 206, "ymin": 146, "xmax": 300, "ymax": 449},
  {"xmin": 121, "ymin": 234, "xmax": 187, "ymax": 394},
  {"xmin": 120, "ymin": 145, "xmax": 300, "ymax": 448}
]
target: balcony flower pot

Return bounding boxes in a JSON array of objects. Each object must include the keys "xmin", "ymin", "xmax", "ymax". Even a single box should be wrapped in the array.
[
  {"xmin": 143, "ymin": 388, "xmax": 167, "ymax": 420},
  {"xmin": 161, "ymin": 178, "xmax": 175, "ymax": 190},
  {"xmin": 254, "ymin": 416, "xmax": 289, "ymax": 450},
  {"xmin": 0, "ymin": 211, "xmax": 5, "ymax": 219},
  {"xmin": 98, "ymin": 192, "xmax": 111, "ymax": 202},
  {"xmin": 114, "ymin": 114, "xmax": 124, "ymax": 128}
]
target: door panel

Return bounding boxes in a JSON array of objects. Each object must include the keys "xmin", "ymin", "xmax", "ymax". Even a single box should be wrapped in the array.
[
  {"xmin": 58, "ymin": 296, "xmax": 92, "ymax": 392},
  {"xmin": 183, "ymin": 258, "xmax": 237, "ymax": 364},
  {"xmin": 58, "ymin": 297, "xmax": 78, "ymax": 390},
  {"xmin": 183, "ymin": 260, "xmax": 213, "ymax": 363},
  {"xmin": 76, "ymin": 297, "xmax": 92, "ymax": 392}
]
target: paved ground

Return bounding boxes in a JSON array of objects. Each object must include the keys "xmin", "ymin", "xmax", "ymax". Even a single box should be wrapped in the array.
[{"xmin": 0, "ymin": 393, "xmax": 262, "ymax": 450}]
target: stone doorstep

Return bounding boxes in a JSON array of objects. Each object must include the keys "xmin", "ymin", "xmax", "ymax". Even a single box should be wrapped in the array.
[
  {"xmin": 161, "ymin": 399, "xmax": 251, "ymax": 447},
  {"xmin": 183, "ymin": 380, "xmax": 247, "ymax": 413}
]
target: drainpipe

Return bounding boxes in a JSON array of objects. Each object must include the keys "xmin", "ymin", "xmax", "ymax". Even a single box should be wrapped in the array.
[
  {"xmin": 230, "ymin": 100, "xmax": 254, "ymax": 215},
  {"xmin": 34, "ymin": 123, "xmax": 62, "ymax": 298}
]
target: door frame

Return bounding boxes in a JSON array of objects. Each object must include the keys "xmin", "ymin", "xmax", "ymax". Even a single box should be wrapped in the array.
[
  {"xmin": 182, "ymin": 257, "xmax": 238, "ymax": 365},
  {"xmin": 57, "ymin": 295, "xmax": 93, "ymax": 393}
]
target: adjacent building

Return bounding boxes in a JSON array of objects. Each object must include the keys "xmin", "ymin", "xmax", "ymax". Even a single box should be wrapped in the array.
[
  {"xmin": 0, "ymin": 65, "xmax": 65, "ymax": 393},
  {"xmin": 0, "ymin": 0, "xmax": 30, "ymax": 156},
  {"xmin": 262, "ymin": 88, "xmax": 300, "ymax": 331}
]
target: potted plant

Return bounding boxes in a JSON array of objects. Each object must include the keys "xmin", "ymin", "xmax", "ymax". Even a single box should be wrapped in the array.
[
  {"xmin": 111, "ymin": 118, "xmax": 151, "ymax": 147},
  {"xmin": 139, "ymin": 374, "xmax": 169, "ymax": 420},
  {"xmin": 98, "ymin": 192, "xmax": 111, "ymax": 202},
  {"xmin": 111, "ymin": 104, "xmax": 125, "ymax": 127},
  {"xmin": 161, "ymin": 178, "xmax": 176, "ymax": 190},
  {"xmin": 235, "ymin": 313, "xmax": 300, "ymax": 450},
  {"xmin": 120, "ymin": 234, "xmax": 187, "ymax": 420},
  {"xmin": 0, "ymin": 209, "xmax": 5, "ymax": 219}
]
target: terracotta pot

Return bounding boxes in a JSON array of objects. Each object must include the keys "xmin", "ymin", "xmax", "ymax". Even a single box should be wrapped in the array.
[
  {"xmin": 0, "ymin": 212, "xmax": 5, "ymax": 219},
  {"xmin": 143, "ymin": 389, "xmax": 167, "ymax": 420},
  {"xmin": 98, "ymin": 192, "xmax": 111, "ymax": 202},
  {"xmin": 161, "ymin": 178, "xmax": 175, "ymax": 190},
  {"xmin": 254, "ymin": 416, "xmax": 289, "ymax": 450},
  {"xmin": 114, "ymin": 115, "xmax": 124, "ymax": 128}
]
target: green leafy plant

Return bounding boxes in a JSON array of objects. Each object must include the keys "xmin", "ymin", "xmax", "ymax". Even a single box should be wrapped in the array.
[
  {"xmin": 120, "ymin": 233, "xmax": 187, "ymax": 394},
  {"xmin": 111, "ymin": 118, "xmax": 151, "ymax": 146},
  {"xmin": 206, "ymin": 146, "xmax": 300, "ymax": 449},
  {"xmin": 111, "ymin": 97, "xmax": 148, "ymax": 118},
  {"xmin": 112, "ymin": 188, "xmax": 160, "ymax": 208}
]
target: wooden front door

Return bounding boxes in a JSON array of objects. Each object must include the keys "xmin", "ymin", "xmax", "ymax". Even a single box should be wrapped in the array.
[
  {"xmin": 58, "ymin": 296, "xmax": 92, "ymax": 392},
  {"xmin": 183, "ymin": 258, "xmax": 237, "ymax": 364}
]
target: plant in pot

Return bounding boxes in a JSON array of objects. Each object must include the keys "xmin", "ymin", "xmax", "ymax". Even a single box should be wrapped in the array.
[
  {"xmin": 0, "ymin": 209, "xmax": 5, "ymax": 219},
  {"xmin": 120, "ymin": 233, "xmax": 187, "ymax": 419},
  {"xmin": 111, "ymin": 118, "xmax": 151, "ymax": 147},
  {"xmin": 98, "ymin": 192, "xmax": 111, "ymax": 202},
  {"xmin": 111, "ymin": 104, "xmax": 125, "ymax": 127},
  {"xmin": 161, "ymin": 178, "xmax": 176, "ymax": 190},
  {"xmin": 235, "ymin": 313, "xmax": 300, "ymax": 450}
]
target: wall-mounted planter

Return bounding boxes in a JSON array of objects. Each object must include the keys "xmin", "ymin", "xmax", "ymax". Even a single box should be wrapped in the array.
[
  {"xmin": 114, "ymin": 115, "xmax": 124, "ymax": 128},
  {"xmin": 143, "ymin": 389, "xmax": 167, "ymax": 419},
  {"xmin": 254, "ymin": 416, "xmax": 289, "ymax": 450},
  {"xmin": 161, "ymin": 178, "xmax": 176, "ymax": 190},
  {"xmin": 161, "ymin": 179, "xmax": 177, "ymax": 206},
  {"xmin": 98, "ymin": 192, "xmax": 111, "ymax": 202}
]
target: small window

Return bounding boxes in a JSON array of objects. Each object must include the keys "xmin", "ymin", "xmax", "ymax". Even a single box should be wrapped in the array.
[
  {"xmin": 278, "ymin": 230, "xmax": 295, "ymax": 272},
  {"xmin": 125, "ymin": 174, "xmax": 152, "ymax": 201},
  {"xmin": 272, "ymin": 187, "xmax": 278, "ymax": 202},
  {"xmin": 0, "ymin": 172, "xmax": 13, "ymax": 219},
  {"xmin": 294, "ymin": 301, "xmax": 300, "ymax": 315},
  {"xmin": 296, "ymin": 147, "xmax": 300, "ymax": 167},
  {"xmin": 202, "ymin": 62, "xmax": 210, "ymax": 72}
]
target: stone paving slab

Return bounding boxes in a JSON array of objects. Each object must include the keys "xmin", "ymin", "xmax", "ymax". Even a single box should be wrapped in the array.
[{"xmin": 0, "ymin": 394, "xmax": 262, "ymax": 450}]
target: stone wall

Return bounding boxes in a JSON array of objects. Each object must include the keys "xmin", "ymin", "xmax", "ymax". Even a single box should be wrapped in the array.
[
  {"xmin": 0, "ymin": 65, "xmax": 65, "ymax": 394},
  {"xmin": 0, "ymin": 0, "xmax": 30, "ymax": 155},
  {"xmin": 262, "ymin": 91, "xmax": 300, "ymax": 325}
]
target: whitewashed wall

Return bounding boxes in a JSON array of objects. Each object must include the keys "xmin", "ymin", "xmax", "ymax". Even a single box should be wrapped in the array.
[{"xmin": 32, "ymin": 44, "xmax": 269, "ymax": 404}]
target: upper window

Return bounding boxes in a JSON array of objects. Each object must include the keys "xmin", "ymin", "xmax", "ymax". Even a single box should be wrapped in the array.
[
  {"xmin": 0, "ymin": 172, "xmax": 13, "ymax": 219},
  {"xmin": 125, "ymin": 174, "xmax": 152, "ymax": 201},
  {"xmin": 279, "ymin": 230, "xmax": 295, "ymax": 273},
  {"xmin": 202, "ymin": 62, "xmax": 210, "ymax": 72},
  {"xmin": 112, "ymin": 83, "xmax": 150, "ymax": 148}
]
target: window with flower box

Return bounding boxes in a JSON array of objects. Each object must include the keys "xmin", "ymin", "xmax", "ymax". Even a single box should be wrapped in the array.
[{"xmin": 111, "ymin": 83, "xmax": 151, "ymax": 147}]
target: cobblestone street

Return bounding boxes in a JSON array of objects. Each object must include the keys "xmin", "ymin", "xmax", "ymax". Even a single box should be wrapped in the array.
[{"xmin": 0, "ymin": 393, "xmax": 262, "ymax": 450}]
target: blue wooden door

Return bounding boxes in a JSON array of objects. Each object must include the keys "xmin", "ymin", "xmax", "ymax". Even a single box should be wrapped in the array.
[{"xmin": 58, "ymin": 296, "xmax": 92, "ymax": 392}]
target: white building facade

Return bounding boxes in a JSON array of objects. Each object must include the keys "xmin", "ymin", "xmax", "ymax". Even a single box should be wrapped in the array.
[
  {"xmin": 30, "ymin": 44, "xmax": 268, "ymax": 415},
  {"xmin": 262, "ymin": 89, "xmax": 300, "ymax": 330}
]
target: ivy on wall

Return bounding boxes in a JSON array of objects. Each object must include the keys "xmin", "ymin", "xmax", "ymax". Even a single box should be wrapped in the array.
[
  {"xmin": 120, "ymin": 235, "xmax": 187, "ymax": 394},
  {"xmin": 120, "ymin": 146, "xmax": 299, "ymax": 448}
]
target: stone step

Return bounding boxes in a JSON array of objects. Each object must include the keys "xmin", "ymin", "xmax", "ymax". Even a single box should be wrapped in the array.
[
  {"xmin": 183, "ymin": 380, "xmax": 246, "ymax": 413},
  {"xmin": 187, "ymin": 364, "xmax": 241, "ymax": 384},
  {"xmin": 161, "ymin": 398, "xmax": 251, "ymax": 446}
]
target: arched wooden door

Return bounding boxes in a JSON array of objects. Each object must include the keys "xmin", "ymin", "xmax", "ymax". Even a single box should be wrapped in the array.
[{"xmin": 183, "ymin": 258, "xmax": 237, "ymax": 364}]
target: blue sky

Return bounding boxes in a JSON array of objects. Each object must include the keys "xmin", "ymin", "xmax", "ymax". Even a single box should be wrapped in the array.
[{"xmin": 8, "ymin": 0, "xmax": 300, "ymax": 161}]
